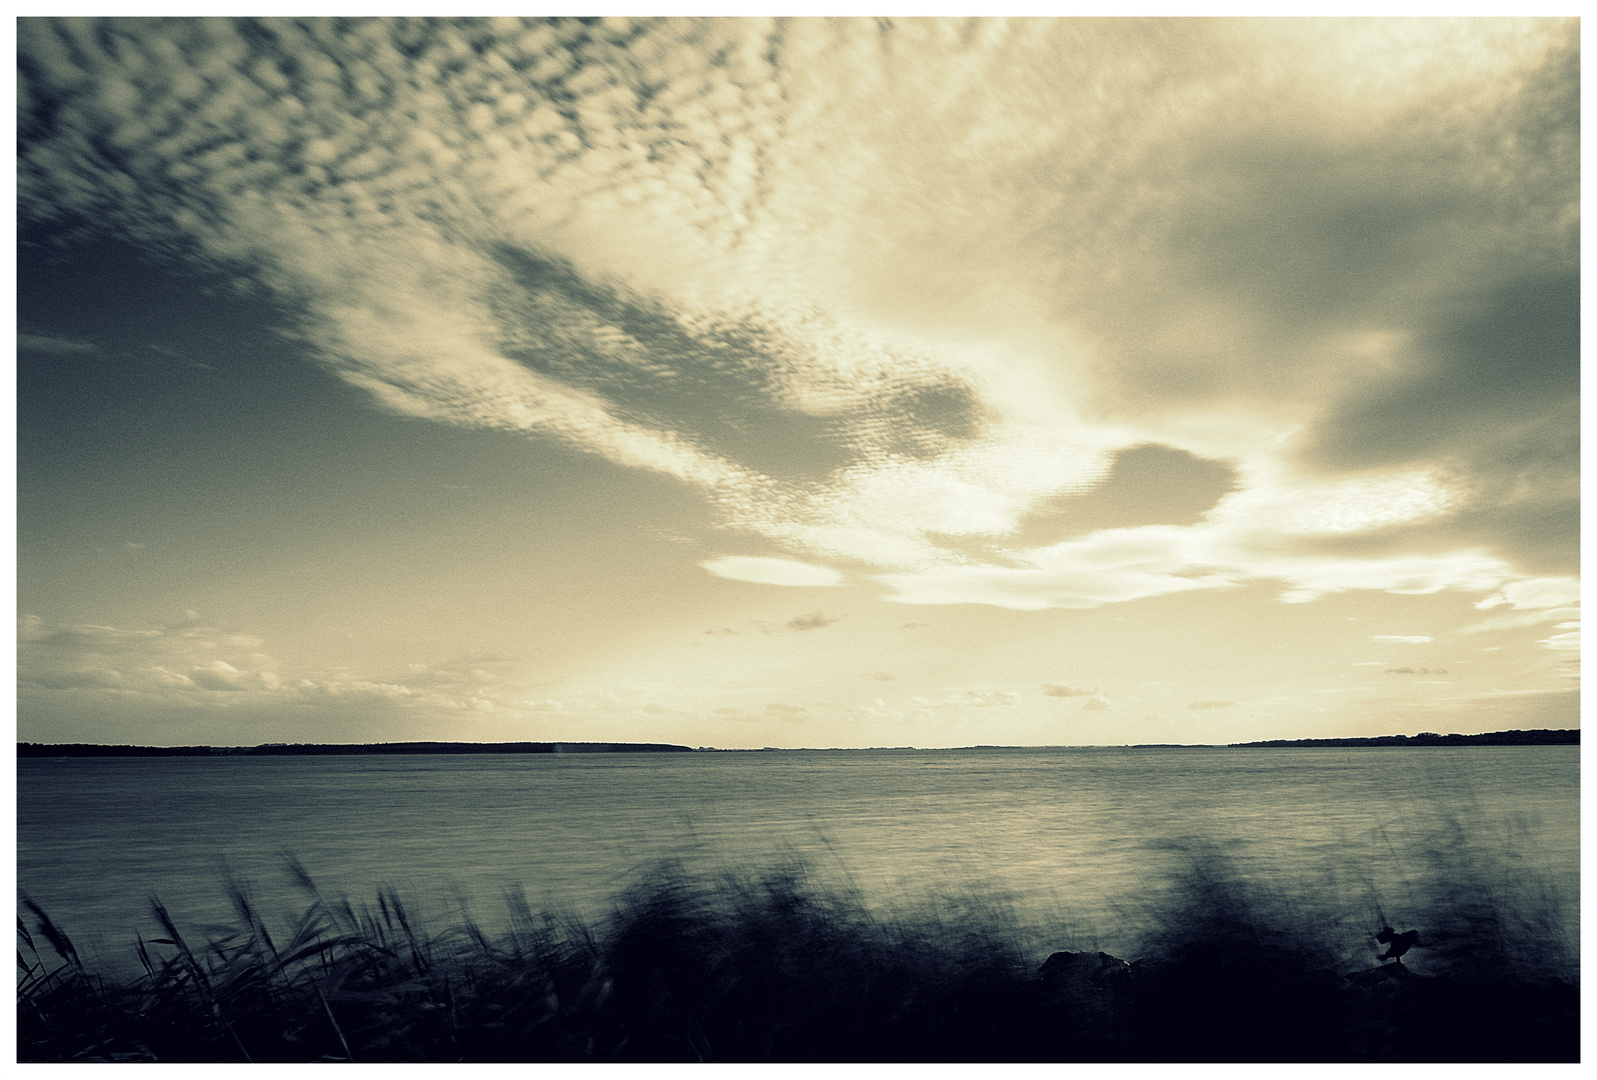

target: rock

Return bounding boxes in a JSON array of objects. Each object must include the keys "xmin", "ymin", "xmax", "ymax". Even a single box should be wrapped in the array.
[
  {"xmin": 1344, "ymin": 962, "xmax": 1416, "ymax": 988},
  {"xmin": 1039, "ymin": 950, "xmax": 1132, "ymax": 988}
]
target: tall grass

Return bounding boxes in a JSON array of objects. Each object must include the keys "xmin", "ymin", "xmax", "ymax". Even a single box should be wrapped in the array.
[{"xmin": 18, "ymin": 854, "xmax": 1578, "ymax": 1062}]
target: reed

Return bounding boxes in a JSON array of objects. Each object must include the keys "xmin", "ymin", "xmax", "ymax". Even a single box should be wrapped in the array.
[{"xmin": 17, "ymin": 855, "xmax": 1578, "ymax": 1062}]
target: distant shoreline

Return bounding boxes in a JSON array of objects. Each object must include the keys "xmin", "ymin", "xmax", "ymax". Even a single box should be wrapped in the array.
[
  {"xmin": 1226, "ymin": 728, "xmax": 1577, "ymax": 748},
  {"xmin": 15, "ymin": 741, "xmax": 696, "ymax": 757},
  {"xmin": 15, "ymin": 728, "xmax": 1577, "ymax": 757}
]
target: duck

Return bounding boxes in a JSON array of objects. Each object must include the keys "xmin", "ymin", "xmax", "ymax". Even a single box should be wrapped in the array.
[{"xmin": 1376, "ymin": 926, "xmax": 1420, "ymax": 964}]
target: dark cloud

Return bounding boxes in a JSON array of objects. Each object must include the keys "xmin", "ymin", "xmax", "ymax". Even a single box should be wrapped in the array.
[
  {"xmin": 1041, "ymin": 682, "xmax": 1092, "ymax": 697},
  {"xmin": 1060, "ymin": 29, "xmax": 1578, "ymax": 581},
  {"xmin": 787, "ymin": 610, "xmax": 840, "ymax": 631},
  {"xmin": 491, "ymin": 247, "xmax": 870, "ymax": 484},
  {"xmin": 1186, "ymin": 700, "xmax": 1236, "ymax": 711},
  {"xmin": 1082, "ymin": 34, "xmax": 1576, "ymax": 419},
  {"xmin": 1315, "ymin": 274, "xmax": 1578, "ymax": 468},
  {"xmin": 1014, "ymin": 444, "xmax": 1238, "ymax": 544},
  {"xmin": 1293, "ymin": 272, "xmax": 1578, "ymax": 574},
  {"xmin": 1275, "ymin": 44, "xmax": 1577, "ymax": 578},
  {"xmin": 27, "ymin": 667, "xmax": 128, "ymax": 690},
  {"xmin": 1281, "ymin": 484, "xmax": 1579, "ymax": 577}
]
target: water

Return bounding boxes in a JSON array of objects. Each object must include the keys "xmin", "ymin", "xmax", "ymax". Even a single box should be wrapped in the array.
[{"xmin": 17, "ymin": 746, "xmax": 1579, "ymax": 972}]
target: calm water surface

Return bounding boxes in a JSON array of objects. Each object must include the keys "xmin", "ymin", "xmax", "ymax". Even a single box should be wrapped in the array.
[{"xmin": 17, "ymin": 746, "xmax": 1578, "ymax": 968}]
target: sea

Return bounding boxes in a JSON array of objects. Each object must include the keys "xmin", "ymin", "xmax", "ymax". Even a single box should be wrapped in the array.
[{"xmin": 16, "ymin": 746, "xmax": 1579, "ymax": 975}]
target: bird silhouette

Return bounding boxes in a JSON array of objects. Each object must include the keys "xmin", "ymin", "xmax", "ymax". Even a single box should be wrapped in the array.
[{"xmin": 1376, "ymin": 926, "xmax": 1419, "ymax": 964}]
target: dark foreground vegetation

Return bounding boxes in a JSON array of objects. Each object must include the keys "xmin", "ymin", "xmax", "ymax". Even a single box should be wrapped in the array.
[{"xmin": 19, "ymin": 858, "xmax": 1578, "ymax": 1063}]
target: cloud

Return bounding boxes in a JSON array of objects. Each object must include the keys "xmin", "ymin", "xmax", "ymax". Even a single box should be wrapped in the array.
[
  {"xmin": 1538, "ymin": 631, "xmax": 1579, "ymax": 652},
  {"xmin": 1370, "ymin": 635, "xmax": 1432, "ymax": 644},
  {"xmin": 879, "ymin": 516, "xmax": 1522, "ymax": 611},
  {"xmin": 786, "ymin": 610, "xmax": 840, "ymax": 632},
  {"xmin": 1014, "ymin": 445, "xmax": 1238, "ymax": 544},
  {"xmin": 1475, "ymin": 577, "xmax": 1580, "ymax": 610},
  {"xmin": 1459, "ymin": 606, "xmax": 1579, "ymax": 635},
  {"xmin": 1186, "ymin": 700, "xmax": 1237, "ymax": 711},
  {"xmin": 701, "ymin": 556, "xmax": 843, "ymax": 587},
  {"xmin": 16, "ymin": 18, "xmax": 1576, "ymax": 613},
  {"xmin": 763, "ymin": 703, "xmax": 809, "ymax": 722},
  {"xmin": 19, "ymin": 333, "xmax": 99, "ymax": 354},
  {"xmin": 1041, "ymin": 683, "xmax": 1092, "ymax": 698},
  {"xmin": 17, "ymin": 613, "xmax": 511, "ymax": 715},
  {"xmin": 957, "ymin": 690, "xmax": 1020, "ymax": 708},
  {"xmin": 189, "ymin": 660, "xmax": 254, "ymax": 692},
  {"xmin": 1385, "ymin": 667, "xmax": 1448, "ymax": 676},
  {"xmin": 879, "ymin": 525, "xmax": 1238, "ymax": 610},
  {"xmin": 1081, "ymin": 696, "xmax": 1111, "ymax": 712}
]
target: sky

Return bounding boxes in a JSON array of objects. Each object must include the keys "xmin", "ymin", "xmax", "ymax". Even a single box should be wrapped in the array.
[{"xmin": 15, "ymin": 16, "xmax": 1580, "ymax": 748}]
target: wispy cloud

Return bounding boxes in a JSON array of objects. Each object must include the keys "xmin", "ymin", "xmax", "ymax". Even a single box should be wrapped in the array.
[
  {"xmin": 1186, "ymin": 700, "xmax": 1237, "ymax": 711},
  {"xmin": 701, "ymin": 556, "xmax": 842, "ymax": 587},
  {"xmin": 1538, "ymin": 631, "xmax": 1579, "ymax": 652},
  {"xmin": 1474, "ymin": 578, "xmax": 1580, "ymax": 611},
  {"xmin": 19, "ymin": 333, "xmax": 99, "ymax": 354}
]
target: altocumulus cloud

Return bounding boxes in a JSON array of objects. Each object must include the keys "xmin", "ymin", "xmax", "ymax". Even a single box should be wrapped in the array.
[
  {"xmin": 764, "ymin": 703, "xmax": 809, "ymax": 722},
  {"xmin": 17, "ymin": 614, "xmax": 509, "ymax": 714},
  {"xmin": 957, "ymin": 690, "xmax": 1020, "ymax": 708},
  {"xmin": 16, "ymin": 18, "xmax": 1577, "ymax": 612},
  {"xmin": 786, "ymin": 610, "xmax": 840, "ymax": 632}
]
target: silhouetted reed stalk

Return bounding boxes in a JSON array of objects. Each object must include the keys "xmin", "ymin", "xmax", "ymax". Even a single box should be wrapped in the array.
[{"xmin": 18, "ymin": 851, "xmax": 1578, "ymax": 1062}]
